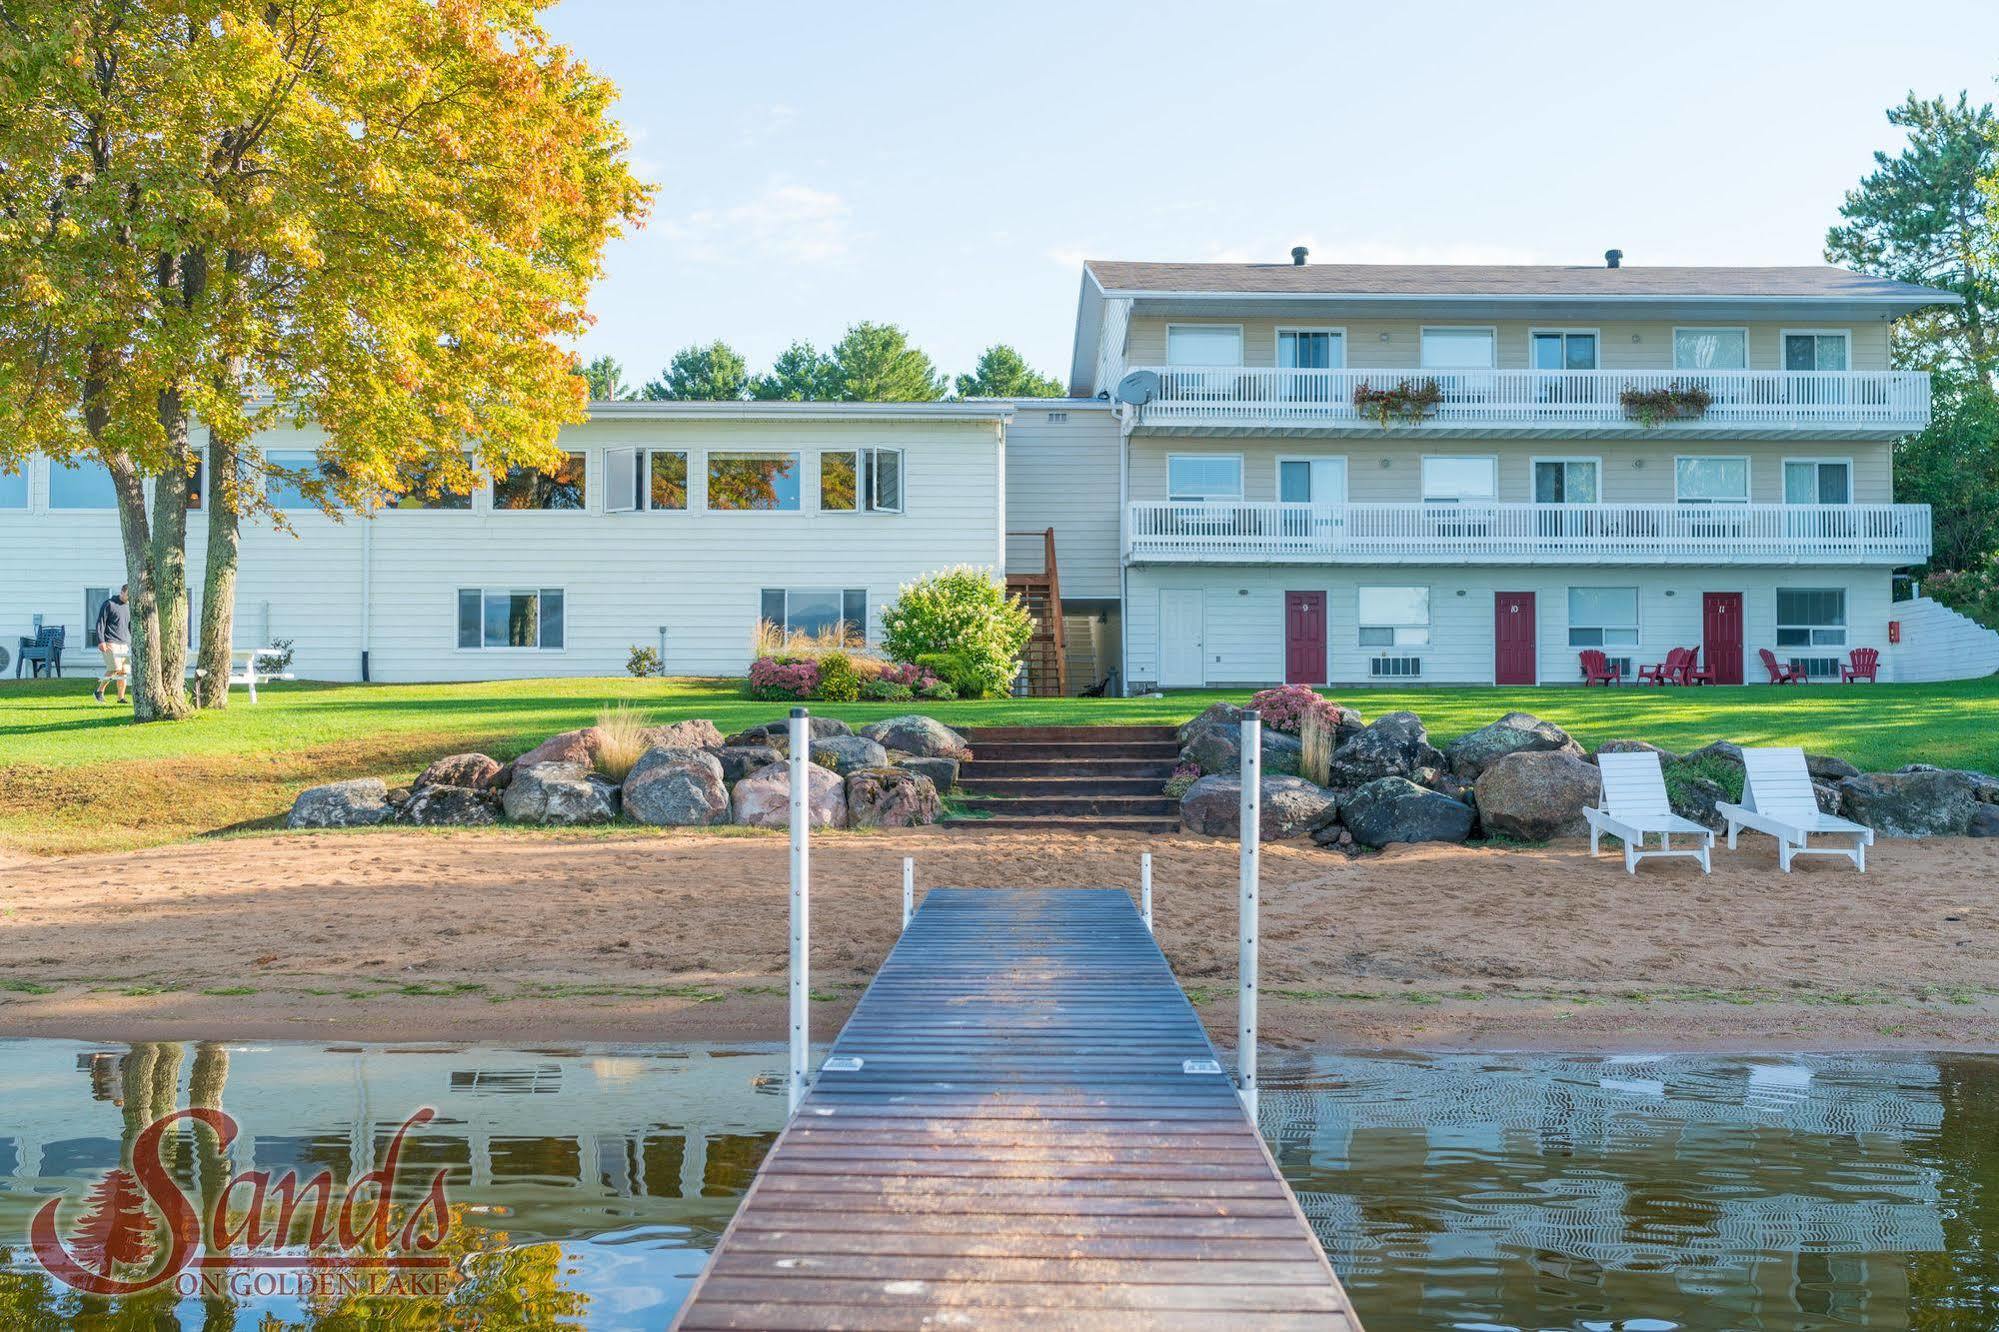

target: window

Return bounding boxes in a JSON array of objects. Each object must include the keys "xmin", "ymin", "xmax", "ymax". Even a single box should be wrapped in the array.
[
  {"xmin": 1675, "ymin": 456, "xmax": 1749, "ymax": 504},
  {"xmin": 265, "ymin": 450, "xmax": 346, "ymax": 510},
  {"xmin": 492, "ymin": 453, "xmax": 585, "ymax": 510},
  {"xmin": 761, "ymin": 588, "xmax": 867, "ymax": 644},
  {"xmin": 708, "ymin": 451, "xmax": 800, "ymax": 511},
  {"xmin": 605, "ymin": 448, "xmax": 688, "ymax": 513},
  {"xmin": 1278, "ymin": 457, "xmax": 1346, "ymax": 504},
  {"xmin": 1165, "ymin": 324, "xmax": 1242, "ymax": 366},
  {"xmin": 0, "ymin": 464, "xmax": 25, "ymax": 509},
  {"xmin": 1421, "ymin": 456, "xmax": 1497, "ymax": 502},
  {"xmin": 383, "ymin": 453, "xmax": 473, "ymax": 510},
  {"xmin": 1531, "ymin": 331, "xmax": 1598, "ymax": 371},
  {"xmin": 457, "ymin": 588, "xmax": 565, "ymax": 650},
  {"xmin": 1420, "ymin": 327, "xmax": 1495, "ymax": 368},
  {"xmin": 1358, "ymin": 586, "xmax": 1430, "ymax": 648},
  {"xmin": 821, "ymin": 451, "xmax": 858, "ymax": 511},
  {"xmin": 649, "ymin": 451, "xmax": 688, "ymax": 510},
  {"xmin": 868, "ymin": 448, "xmax": 904, "ymax": 513},
  {"xmin": 1784, "ymin": 459, "xmax": 1851, "ymax": 505},
  {"xmin": 1534, "ymin": 458, "xmax": 1599, "ymax": 503},
  {"xmin": 85, "ymin": 586, "xmax": 111, "ymax": 647},
  {"xmin": 1568, "ymin": 587, "xmax": 1640, "ymax": 648},
  {"xmin": 1776, "ymin": 588, "xmax": 1847, "ymax": 648},
  {"xmin": 1783, "ymin": 331, "xmax": 1849, "ymax": 371},
  {"xmin": 50, "ymin": 458, "xmax": 117, "ymax": 509},
  {"xmin": 1277, "ymin": 328, "xmax": 1344, "ymax": 369},
  {"xmin": 1167, "ymin": 454, "xmax": 1242, "ymax": 502},
  {"xmin": 1674, "ymin": 328, "xmax": 1748, "ymax": 370},
  {"xmin": 184, "ymin": 452, "xmax": 203, "ymax": 511}
]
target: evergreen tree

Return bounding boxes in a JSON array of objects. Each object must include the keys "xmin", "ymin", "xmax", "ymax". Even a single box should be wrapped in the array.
[
  {"xmin": 955, "ymin": 344, "xmax": 1065, "ymax": 398},
  {"xmin": 643, "ymin": 341, "xmax": 750, "ymax": 400},
  {"xmin": 749, "ymin": 340, "xmax": 839, "ymax": 401},
  {"xmin": 827, "ymin": 322, "xmax": 946, "ymax": 401},
  {"xmin": 579, "ymin": 356, "xmax": 632, "ymax": 401}
]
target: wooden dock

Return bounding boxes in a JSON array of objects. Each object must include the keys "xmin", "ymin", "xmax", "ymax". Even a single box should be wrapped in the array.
[{"xmin": 673, "ymin": 886, "xmax": 1361, "ymax": 1330}]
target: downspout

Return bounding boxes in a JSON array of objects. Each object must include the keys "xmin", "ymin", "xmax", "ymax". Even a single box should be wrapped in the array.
[
  {"xmin": 359, "ymin": 515, "xmax": 373, "ymax": 682},
  {"xmin": 1118, "ymin": 403, "xmax": 1133, "ymax": 697}
]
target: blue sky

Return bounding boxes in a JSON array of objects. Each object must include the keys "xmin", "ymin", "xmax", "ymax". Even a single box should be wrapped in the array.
[{"xmin": 543, "ymin": 0, "xmax": 1999, "ymax": 389}]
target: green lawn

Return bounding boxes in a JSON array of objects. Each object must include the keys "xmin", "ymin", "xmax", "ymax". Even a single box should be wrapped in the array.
[{"xmin": 3, "ymin": 674, "xmax": 1996, "ymax": 854}]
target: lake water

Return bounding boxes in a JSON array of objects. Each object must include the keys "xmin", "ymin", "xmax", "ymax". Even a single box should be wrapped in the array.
[{"xmin": 0, "ymin": 1041, "xmax": 1991, "ymax": 1329}]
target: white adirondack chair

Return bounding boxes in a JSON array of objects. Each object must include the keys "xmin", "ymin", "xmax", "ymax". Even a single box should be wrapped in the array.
[
  {"xmin": 1583, "ymin": 750, "xmax": 1714, "ymax": 874},
  {"xmin": 1717, "ymin": 746, "xmax": 1873, "ymax": 871}
]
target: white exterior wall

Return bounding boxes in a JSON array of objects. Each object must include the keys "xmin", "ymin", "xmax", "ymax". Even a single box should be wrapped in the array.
[
  {"xmin": 1, "ymin": 411, "xmax": 1007, "ymax": 682},
  {"xmin": 1001, "ymin": 401, "xmax": 1122, "ymax": 601},
  {"xmin": 1889, "ymin": 597, "xmax": 1999, "ymax": 682},
  {"xmin": 1124, "ymin": 563, "xmax": 1899, "ymax": 690}
]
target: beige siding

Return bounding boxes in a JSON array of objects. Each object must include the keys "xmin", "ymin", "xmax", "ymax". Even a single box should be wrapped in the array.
[
  {"xmin": 1003, "ymin": 403, "xmax": 1122, "ymax": 600},
  {"xmin": 1132, "ymin": 437, "xmax": 1895, "ymax": 504},
  {"xmin": 1126, "ymin": 317, "xmax": 1893, "ymax": 372}
]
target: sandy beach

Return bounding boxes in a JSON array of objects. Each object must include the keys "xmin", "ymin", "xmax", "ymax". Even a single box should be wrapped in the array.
[{"xmin": 1, "ymin": 827, "xmax": 1993, "ymax": 1052}]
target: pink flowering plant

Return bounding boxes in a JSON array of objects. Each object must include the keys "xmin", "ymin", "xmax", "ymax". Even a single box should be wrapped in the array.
[
  {"xmin": 748, "ymin": 656, "xmax": 821, "ymax": 701},
  {"xmin": 1246, "ymin": 683, "xmax": 1343, "ymax": 736}
]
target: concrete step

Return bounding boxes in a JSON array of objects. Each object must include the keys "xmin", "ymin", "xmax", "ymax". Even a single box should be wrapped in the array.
[
  {"xmin": 957, "ymin": 776, "xmax": 1169, "ymax": 798},
  {"xmin": 960, "ymin": 758, "xmax": 1178, "ymax": 780},
  {"xmin": 957, "ymin": 795, "xmax": 1181, "ymax": 818},
  {"xmin": 941, "ymin": 814, "xmax": 1181, "ymax": 834}
]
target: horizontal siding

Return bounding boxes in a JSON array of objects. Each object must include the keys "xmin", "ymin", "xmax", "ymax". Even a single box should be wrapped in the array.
[
  {"xmin": 1002, "ymin": 404, "xmax": 1122, "ymax": 599},
  {"xmin": 1125, "ymin": 317, "xmax": 1893, "ymax": 373},
  {"xmin": 0, "ymin": 417, "xmax": 1004, "ymax": 683},
  {"xmin": 1132, "ymin": 437, "xmax": 1895, "ymax": 504},
  {"xmin": 1126, "ymin": 565, "xmax": 1897, "ymax": 689}
]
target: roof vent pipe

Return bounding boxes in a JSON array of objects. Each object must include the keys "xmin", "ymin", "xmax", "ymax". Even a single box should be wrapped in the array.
[
  {"xmin": 1290, "ymin": 246, "xmax": 1309, "ymax": 266},
  {"xmin": 1604, "ymin": 248, "xmax": 1623, "ymax": 269}
]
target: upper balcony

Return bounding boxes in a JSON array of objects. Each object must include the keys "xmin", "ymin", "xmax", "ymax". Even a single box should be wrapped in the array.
[{"xmin": 1127, "ymin": 367, "xmax": 1932, "ymax": 440}]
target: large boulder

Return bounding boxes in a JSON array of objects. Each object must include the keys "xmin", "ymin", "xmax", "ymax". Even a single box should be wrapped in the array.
[
  {"xmin": 623, "ymin": 747, "xmax": 730, "ymax": 826},
  {"xmin": 1444, "ymin": 712, "xmax": 1583, "ymax": 779},
  {"xmin": 644, "ymin": 718, "xmax": 725, "ymax": 750},
  {"xmin": 286, "ymin": 778, "xmax": 393, "ymax": 829},
  {"xmin": 1681, "ymin": 740, "xmax": 1746, "ymax": 770},
  {"xmin": 1177, "ymin": 701, "xmax": 1245, "ymax": 747},
  {"xmin": 710, "ymin": 744, "xmax": 783, "ymax": 784},
  {"xmin": 1896, "ymin": 764, "xmax": 1999, "ymax": 803},
  {"xmin": 1806, "ymin": 752, "xmax": 1861, "ymax": 783},
  {"xmin": 857, "ymin": 715, "xmax": 971, "ymax": 759},
  {"xmin": 1180, "ymin": 774, "xmax": 1336, "ymax": 841},
  {"xmin": 396, "ymin": 784, "xmax": 499, "ymax": 827},
  {"xmin": 892, "ymin": 753, "xmax": 961, "ymax": 793},
  {"xmin": 1596, "ymin": 739, "xmax": 1683, "ymax": 765},
  {"xmin": 726, "ymin": 717, "xmax": 852, "ymax": 749},
  {"xmin": 502, "ymin": 762, "xmax": 619, "ymax": 825},
  {"xmin": 810, "ymin": 735, "xmax": 890, "ymax": 775},
  {"xmin": 1838, "ymin": 770, "xmax": 1981, "ymax": 837},
  {"xmin": 1339, "ymin": 777, "xmax": 1474, "ymax": 847},
  {"xmin": 731, "ymin": 760, "xmax": 848, "ymax": 830},
  {"xmin": 1181, "ymin": 726, "xmax": 1302, "ymax": 777},
  {"xmin": 1473, "ymin": 751, "xmax": 1601, "ymax": 841},
  {"xmin": 1667, "ymin": 773, "xmax": 1730, "ymax": 832},
  {"xmin": 1971, "ymin": 805, "xmax": 1999, "ymax": 838},
  {"xmin": 1327, "ymin": 712, "xmax": 1446, "ymax": 790},
  {"xmin": 847, "ymin": 767, "xmax": 943, "ymax": 829},
  {"xmin": 512, "ymin": 727, "xmax": 603, "ymax": 771},
  {"xmin": 414, "ymin": 752, "xmax": 503, "ymax": 792}
]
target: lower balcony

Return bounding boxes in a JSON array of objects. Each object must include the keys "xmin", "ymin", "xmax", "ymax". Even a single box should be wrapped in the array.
[{"xmin": 1126, "ymin": 501, "xmax": 1932, "ymax": 566}]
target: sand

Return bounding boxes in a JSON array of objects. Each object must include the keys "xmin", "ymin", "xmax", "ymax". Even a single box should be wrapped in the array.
[{"xmin": 0, "ymin": 828, "xmax": 1993, "ymax": 1052}]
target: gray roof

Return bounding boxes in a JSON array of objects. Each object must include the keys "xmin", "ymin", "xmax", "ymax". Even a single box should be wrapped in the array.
[{"xmin": 1085, "ymin": 260, "xmax": 1958, "ymax": 303}]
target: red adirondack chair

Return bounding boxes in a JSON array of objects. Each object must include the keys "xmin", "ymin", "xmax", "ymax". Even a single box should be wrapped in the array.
[
  {"xmin": 1680, "ymin": 648, "xmax": 1715, "ymax": 686},
  {"xmin": 1842, "ymin": 647, "xmax": 1880, "ymax": 683},
  {"xmin": 1580, "ymin": 649, "xmax": 1622, "ymax": 685},
  {"xmin": 1759, "ymin": 647, "xmax": 1805, "ymax": 684},
  {"xmin": 1637, "ymin": 647, "xmax": 1687, "ymax": 686}
]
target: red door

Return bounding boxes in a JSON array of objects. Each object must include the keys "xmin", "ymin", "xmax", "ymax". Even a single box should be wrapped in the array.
[
  {"xmin": 1494, "ymin": 592, "xmax": 1536, "ymax": 684},
  {"xmin": 1284, "ymin": 591, "xmax": 1326, "ymax": 684},
  {"xmin": 1703, "ymin": 592, "xmax": 1744, "ymax": 685}
]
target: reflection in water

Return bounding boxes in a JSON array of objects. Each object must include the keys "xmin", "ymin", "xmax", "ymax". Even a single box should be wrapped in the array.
[
  {"xmin": 0, "ymin": 1044, "xmax": 1992, "ymax": 1329},
  {"xmin": 1262, "ymin": 1051, "xmax": 1999, "ymax": 1331},
  {"xmin": 0, "ymin": 1041, "xmax": 786, "ymax": 1330}
]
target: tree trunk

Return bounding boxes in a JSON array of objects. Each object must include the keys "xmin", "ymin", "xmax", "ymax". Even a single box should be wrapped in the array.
[
  {"xmin": 149, "ymin": 387, "xmax": 194, "ymax": 714},
  {"xmin": 105, "ymin": 452, "xmax": 174, "ymax": 721},
  {"xmin": 195, "ymin": 425, "xmax": 242, "ymax": 708}
]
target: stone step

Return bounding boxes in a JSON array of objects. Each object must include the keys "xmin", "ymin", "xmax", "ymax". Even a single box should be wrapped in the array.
[
  {"xmin": 940, "ymin": 814, "xmax": 1181, "ymax": 834},
  {"xmin": 956, "ymin": 794, "xmax": 1181, "ymax": 818},
  {"xmin": 960, "ymin": 758, "xmax": 1178, "ymax": 780},
  {"xmin": 957, "ymin": 776, "xmax": 1169, "ymax": 798}
]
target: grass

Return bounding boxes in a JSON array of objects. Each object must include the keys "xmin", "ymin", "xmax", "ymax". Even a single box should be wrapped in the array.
[{"xmin": 3, "ymin": 673, "xmax": 1997, "ymax": 854}]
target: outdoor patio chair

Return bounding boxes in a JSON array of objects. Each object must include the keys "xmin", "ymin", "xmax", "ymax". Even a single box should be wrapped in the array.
[
  {"xmin": 1758, "ymin": 648, "xmax": 1805, "ymax": 684},
  {"xmin": 1679, "ymin": 648, "xmax": 1715, "ymax": 686},
  {"xmin": 1637, "ymin": 647, "xmax": 1688, "ymax": 686},
  {"xmin": 1579, "ymin": 649, "xmax": 1622, "ymax": 686},
  {"xmin": 1583, "ymin": 748, "xmax": 1711, "ymax": 872},
  {"xmin": 1841, "ymin": 647, "xmax": 1880, "ymax": 683},
  {"xmin": 1583, "ymin": 750, "xmax": 1714, "ymax": 875},
  {"xmin": 1717, "ymin": 745, "xmax": 1873, "ymax": 872},
  {"xmin": 16, "ymin": 624, "xmax": 64, "ymax": 678}
]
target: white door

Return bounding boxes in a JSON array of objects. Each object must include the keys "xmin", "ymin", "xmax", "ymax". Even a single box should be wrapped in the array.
[{"xmin": 1158, "ymin": 589, "xmax": 1206, "ymax": 688}]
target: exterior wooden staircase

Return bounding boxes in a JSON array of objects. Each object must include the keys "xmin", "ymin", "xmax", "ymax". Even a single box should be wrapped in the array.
[
  {"xmin": 1006, "ymin": 527, "xmax": 1066, "ymax": 697},
  {"xmin": 943, "ymin": 725, "xmax": 1182, "ymax": 833}
]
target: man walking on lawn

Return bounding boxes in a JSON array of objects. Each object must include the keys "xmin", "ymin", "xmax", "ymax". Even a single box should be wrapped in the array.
[{"xmin": 93, "ymin": 585, "xmax": 130, "ymax": 705}]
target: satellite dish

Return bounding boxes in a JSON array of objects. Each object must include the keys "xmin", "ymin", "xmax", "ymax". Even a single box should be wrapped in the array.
[{"xmin": 1115, "ymin": 369, "xmax": 1160, "ymax": 406}]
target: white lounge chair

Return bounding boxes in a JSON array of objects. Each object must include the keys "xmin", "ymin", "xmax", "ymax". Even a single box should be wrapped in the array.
[
  {"xmin": 1583, "ymin": 750, "xmax": 1714, "ymax": 874},
  {"xmin": 1717, "ymin": 746, "xmax": 1873, "ymax": 872}
]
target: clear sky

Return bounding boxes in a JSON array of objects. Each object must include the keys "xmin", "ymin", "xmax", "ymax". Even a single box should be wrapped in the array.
[{"xmin": 541, "ymin": 0, "xmax": 1999, "ymax": 390}]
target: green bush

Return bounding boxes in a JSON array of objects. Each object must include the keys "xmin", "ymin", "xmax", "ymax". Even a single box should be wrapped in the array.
[
  {"xmin": 881, "ymin": 567, "xmax": 1033, "ymax": 700},
  {"xmin": 860, "ymin": 677, "xmax": 915, "ymax": 702},
  {"xmin": 1924, "ymin": 559, "xmax": 1999, "ymax": 631},
  {"xmin": 817, "ymin": 652, "xmax": 862, "ymax": 703},
  {"xmin": 626, "ymin": 644, "xmax": 663, "ymax": 678},
  {"xmin": 917, "ymin": 679, "xmax": 958, "ymax": 701}
]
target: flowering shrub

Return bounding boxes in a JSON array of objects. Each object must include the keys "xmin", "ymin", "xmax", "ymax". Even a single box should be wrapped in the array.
[
  {"xmin": 748, "ymin": 656, "xmax": 821, "ymax": 701},
  {"xmin": 877, "ymin": 660, "xmax": 946, "ymax": 691},
  {"xmin": 1247, "ymin": 683, "xmax": 1344, "ymax": 736},
  {"xmin": 881, "ymin": 567, "xmax": 1034, "ymax": 700},
  {"xmin": 1163, "ymin": 761, "xmax": 1201, "ymax": 799}
]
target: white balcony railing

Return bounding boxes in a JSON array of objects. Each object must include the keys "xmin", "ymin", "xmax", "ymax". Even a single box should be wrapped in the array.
[
  {"xmin": 1133, "ymin": 367, "xmax": 1932, "ymax": 433},
  {"xmin": 1127, "ymin": 501, "xmax": 1932, "ymax": 565}
]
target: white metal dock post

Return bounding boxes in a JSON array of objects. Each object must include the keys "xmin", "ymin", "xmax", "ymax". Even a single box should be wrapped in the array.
[
  {"xmin": 1238, "ymin": 712, "xmax": 1260, "ymax": 1120},
  {"xmin": 1140, "ymin": 852, "xmax": 1154, "ymax": 932},
  {"xmin": 788, "ymin": 707, "xmax": 811, "ymax": 1115},
  {"xmin": 902, "ymin": 857, "xmax": 914, "ymax": 930}
]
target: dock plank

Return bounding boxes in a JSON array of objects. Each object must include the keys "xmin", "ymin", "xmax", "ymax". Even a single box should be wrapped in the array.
[{"xmin": 670, "ymin": 887, "xmax": 1359, "ymax": 1330}]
